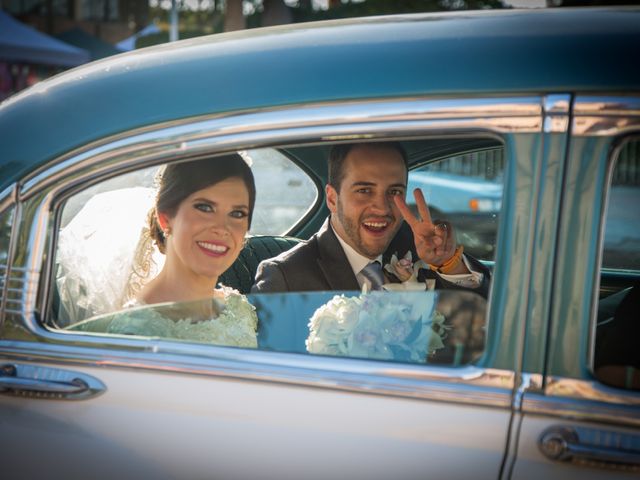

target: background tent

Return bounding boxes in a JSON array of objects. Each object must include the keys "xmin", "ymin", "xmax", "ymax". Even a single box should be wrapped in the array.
[
  {"xmin": 0, "ymin": 10, "xmax": 89, "ymax": 67},
  {"xmin": 56, "ymin": 28, "xmax": 123, "ymax": 61}
]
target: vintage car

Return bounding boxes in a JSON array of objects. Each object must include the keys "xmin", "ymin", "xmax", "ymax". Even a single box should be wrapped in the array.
[{"xmin": 1, "ymin": 7, "xmax": 639, "ymax": 479}]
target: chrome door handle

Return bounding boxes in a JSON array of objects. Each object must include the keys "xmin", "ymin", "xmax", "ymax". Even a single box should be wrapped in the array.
[
  {"xmin": 0, "ymin": 363, "xmax": 106, "ymax": 400},
  {"xmin": 539, "ymin": 426, "xmax": 640, "ymax": 469}
]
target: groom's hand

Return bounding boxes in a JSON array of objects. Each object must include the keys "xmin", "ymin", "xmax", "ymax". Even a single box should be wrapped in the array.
[{"xmin": 394, "ymin": 188, "xmax": 467, "ymax": 273}]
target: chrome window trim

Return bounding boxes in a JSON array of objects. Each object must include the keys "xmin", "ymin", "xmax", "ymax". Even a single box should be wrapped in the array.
[
  {"xmin": 0, "ymin": 338, "xmax": 515, "ymax": 409},
  {"xmin": 543, "ymin": 93, "xmax": 571, "ymax": 134},
  {"xmin": 574, "ymin": 96, "xmax": 640, "ymax": 116},
  {"xmin": 573, "ymin": 95, "xmax": 640, "ymax": 136},
  {"xmin": 20, "ymin": 95, "xmax": 543, "ymax": 199},
  {"xmin": 522, "ymin": 377, "xmax": 640, "ymax": 428},
  {"xmin": 3, "ymin": 95, "xmax": 549, "ymax": 408},
  {"xmin": 0, "ymin": 184, "xmax": 19, "ymax": 329},
  {"xmin": 543, "ymin": 94, "xmax": 571, "ymax": 115},
  {"xmin": 0, "ymin": 184, "xmax": 15, "ymax": 215}
]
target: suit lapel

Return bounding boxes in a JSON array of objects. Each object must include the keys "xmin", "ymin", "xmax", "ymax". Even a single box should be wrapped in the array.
[{"xmin": 315, "ymin": 219, "xmax": 360, "ymax": 291}]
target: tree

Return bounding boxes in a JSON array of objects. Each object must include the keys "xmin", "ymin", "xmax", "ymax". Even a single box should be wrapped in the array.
[
  {"xmin": 224, "ymin": 0, "xmax": 245, "ymax": 31},
  {"xmin": 262, "ymin": 0, "xmax": 292, "ymax": 26}
]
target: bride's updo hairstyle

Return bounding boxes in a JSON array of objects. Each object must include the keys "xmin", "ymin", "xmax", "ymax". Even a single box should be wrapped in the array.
[{"xmin": 148, "ymin": 153, "xmax": 256, "ymax": 254}]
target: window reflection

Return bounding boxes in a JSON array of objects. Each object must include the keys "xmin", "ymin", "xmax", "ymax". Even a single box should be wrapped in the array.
[{"xmin": 65, "ymin": 290, "xmax": 487, "ymax": 367}]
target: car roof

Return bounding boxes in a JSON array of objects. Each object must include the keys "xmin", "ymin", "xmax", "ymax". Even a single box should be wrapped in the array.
[{"xmin": 1, "ymin": 7, "xmax": 639, "ymax": 191}]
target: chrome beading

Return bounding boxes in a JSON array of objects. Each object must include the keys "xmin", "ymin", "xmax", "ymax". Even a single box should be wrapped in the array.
[
  {"xmin": 573, "ymin": 96, "xmax": 640, "ymax": 136},
  {"xmin": 522, "ymin": 376, "xmax": 640, "ymax": 428}
]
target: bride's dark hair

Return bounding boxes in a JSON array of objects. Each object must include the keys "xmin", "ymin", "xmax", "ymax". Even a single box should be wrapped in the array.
[
  {"xmin": 125, "ymin": 154, "xmax": 255, "ymax": 304},
  {"xmin": 148, "ymin": 153, "xmax": 256, "ymax": 254}
]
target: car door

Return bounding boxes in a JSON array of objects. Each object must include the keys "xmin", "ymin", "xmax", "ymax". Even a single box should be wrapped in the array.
[
  {"xmin": 510, "ymin": 96, "xmax": 640, "ymax": 478},
  {"xmin": 0, "ymin": 96, "xmax": 547, "ymax": 479}
]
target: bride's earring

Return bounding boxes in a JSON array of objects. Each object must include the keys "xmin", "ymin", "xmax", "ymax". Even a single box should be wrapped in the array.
[{"xmin": 164, "ymin": 227, "xmax": 172, "ymax": 238}]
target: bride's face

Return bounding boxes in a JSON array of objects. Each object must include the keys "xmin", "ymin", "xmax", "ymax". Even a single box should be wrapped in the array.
[{"xmin": 161, "ymin": 177, "xmax": 250, "ymax": 283}]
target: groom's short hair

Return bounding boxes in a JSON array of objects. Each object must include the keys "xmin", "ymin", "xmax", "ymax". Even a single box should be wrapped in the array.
[{"xmin": 328, "ymin": 142, "xmax": 408, "ymax": 192}]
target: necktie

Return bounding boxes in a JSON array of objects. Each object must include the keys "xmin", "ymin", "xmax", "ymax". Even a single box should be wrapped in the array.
[{"xmin": 361, "ymin": 261, "xmax": 385, "ymax": 291}]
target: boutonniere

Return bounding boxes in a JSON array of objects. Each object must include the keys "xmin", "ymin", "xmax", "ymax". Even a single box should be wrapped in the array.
[{"xmin": 383, "ymin": 251, "xmax": 434, "ymax": 291}]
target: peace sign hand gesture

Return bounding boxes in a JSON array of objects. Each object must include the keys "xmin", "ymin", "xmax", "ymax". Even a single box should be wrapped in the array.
[{"xmin": 394, "ymin": 188, "xmax": 467, "ymax": 273}]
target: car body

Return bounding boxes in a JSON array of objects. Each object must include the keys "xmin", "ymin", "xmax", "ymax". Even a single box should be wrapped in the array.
[{"xmin": 1, "ymin": 7, "xmax": 640, "ymax": 479}]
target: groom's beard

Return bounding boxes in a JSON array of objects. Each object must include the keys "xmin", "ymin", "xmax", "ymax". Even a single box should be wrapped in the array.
[{"xmin": 335, "ymin": 200, "xmax": 398, "ymax": 259}]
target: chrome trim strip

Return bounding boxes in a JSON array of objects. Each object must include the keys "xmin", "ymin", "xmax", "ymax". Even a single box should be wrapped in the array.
[
  {"xmin": 0, "ymin": 184, "xmax": 15, "ymax": 214},
  {"xmin": 573, "ymin": 95, "xmax": 640, "ymax": 136},
  {"xmin": 545, "ymin": 377, "xmax": 640, "ymax": 406},
  {"xmin": 20, "ymin": 96, "xmax": 543, "ymax": 198},
  {"xmin": 574, "ymin": 96, "xmax": 640, "ymax": 116},
  {"xmin": 543, "ymin": 94, "xmax": 571, "ymax": 115},
  {"xmin": 543, "ymin": 116, "xmax": 569, "ymax": 134},
  {"xmin": 522, "ymin": 377, "xmax": 640, "ymax": 428},
  {"xmin": 572, "ymin": 116, "xmax": 640, "ymax": 136},
  {"xmin": 0, "ymin": 189, "xmax": 20, "ymax": 329},
  {"xmin": 542, "ymin": 93, "xmax": 571, "ymax": 133},
  {"xmin": 0, "ymin": 339, "xmax": 514, "ymax": 408}
]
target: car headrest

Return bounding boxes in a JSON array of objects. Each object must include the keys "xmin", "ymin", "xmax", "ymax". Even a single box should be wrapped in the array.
[{"xmin": 218, "ymin": 235, "xmax": 302, "ymax": 294}]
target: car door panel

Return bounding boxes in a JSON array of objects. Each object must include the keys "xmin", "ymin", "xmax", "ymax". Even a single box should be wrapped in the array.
[{"xmin": 0, "ymin": 359, "xmax": 512, "ymax": 479}]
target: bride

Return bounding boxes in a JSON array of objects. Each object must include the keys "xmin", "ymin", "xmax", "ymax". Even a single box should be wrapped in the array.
[{"xmin": 68, "ymin": 154, "xmax": 258, "ymax": 348}]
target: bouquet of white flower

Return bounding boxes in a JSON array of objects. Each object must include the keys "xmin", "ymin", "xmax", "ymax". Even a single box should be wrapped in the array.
[{"xmin": 306, "ymin": 290, "xmax": 448, "ymax": 363}]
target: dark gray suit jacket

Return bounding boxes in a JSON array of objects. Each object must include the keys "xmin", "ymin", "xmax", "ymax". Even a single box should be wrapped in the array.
[{"xmin": 252, "ymin": 218, "xmax": 491, "ymax": 297}]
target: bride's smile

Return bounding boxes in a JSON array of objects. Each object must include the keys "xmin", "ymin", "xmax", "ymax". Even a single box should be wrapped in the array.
[{"xmin": 196, "ymin": 240, "xmax": 230, "ymax": 256}]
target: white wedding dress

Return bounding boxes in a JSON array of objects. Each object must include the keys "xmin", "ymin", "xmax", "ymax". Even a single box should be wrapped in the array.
[{"xmin": 67, "ymin": 285, "xmax": 258, "ymax": 348}]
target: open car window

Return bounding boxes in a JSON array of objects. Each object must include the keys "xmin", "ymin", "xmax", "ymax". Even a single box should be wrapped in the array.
[{"xmin": 51, "ymin": 138, "xmax": 503, "ymax": 369}]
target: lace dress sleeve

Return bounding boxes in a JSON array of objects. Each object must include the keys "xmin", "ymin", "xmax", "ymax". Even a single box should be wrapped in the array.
[{"xmin": 168, "ymin": 287, "xmax": 258, "ymax": 347}]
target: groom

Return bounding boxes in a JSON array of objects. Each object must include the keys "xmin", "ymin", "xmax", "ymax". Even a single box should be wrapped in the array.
[{"xmin": 252, "ymin": 142, "xmax": 489, "ymax": 296}]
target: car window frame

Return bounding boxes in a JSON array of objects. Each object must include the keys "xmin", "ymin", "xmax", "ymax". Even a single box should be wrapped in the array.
[{"xmin": 0, "ymin": 95, "xmax": 550, "ymax": 410}]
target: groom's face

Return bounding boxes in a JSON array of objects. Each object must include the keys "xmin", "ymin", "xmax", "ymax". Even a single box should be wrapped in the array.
[{"xmin": 327, "ymin": 145, "xmax": 407, "ymax": 259}]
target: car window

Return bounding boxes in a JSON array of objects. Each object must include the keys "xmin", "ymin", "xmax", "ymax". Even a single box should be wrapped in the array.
[
  {"xmin": 408, "ymin": 148, "xmax": 503, "ymax": 262},
  {"xmin": 50, "ymin": 140, "xmax": 498, "ymax": 368},
  {"xmin": 65, "ymin": 289, "xmax": 486, "ymax": 366},
  {"xmin": 601, "ymin": 140, "xmax": 640, "ymax": 271},
  {"xmin": 594, "ymin": 138, "xmax": 640, "ymax": 391}
]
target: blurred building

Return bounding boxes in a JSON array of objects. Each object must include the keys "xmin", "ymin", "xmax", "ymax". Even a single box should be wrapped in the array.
[
  {"xmin": 0, "ymin": 0, "xmax": 149, "ymax": 99},
  {"xmin": 1, "ymin": 1, "xmax": 150, "ymax": 43}
]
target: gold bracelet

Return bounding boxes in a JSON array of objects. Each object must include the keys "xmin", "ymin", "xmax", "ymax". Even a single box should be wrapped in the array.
[{"xmin": 429, "ymin": 245, "xmax": 464, "ymax": 274}]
